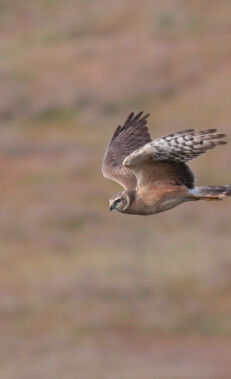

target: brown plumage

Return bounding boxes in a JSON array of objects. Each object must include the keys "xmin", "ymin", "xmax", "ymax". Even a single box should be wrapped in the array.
[
  {"xmin": 102, "ymin": 112, "xmax": 230, "ymax": 215},
  {"xmin": 102, "ymin": 111, "xmax": 151, "ymax": 190}
]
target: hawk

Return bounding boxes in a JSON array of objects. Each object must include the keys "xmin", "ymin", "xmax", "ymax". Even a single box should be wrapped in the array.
[{"xmin": 102, "ymin": 112, "xmax": 231, "ymax": 215}]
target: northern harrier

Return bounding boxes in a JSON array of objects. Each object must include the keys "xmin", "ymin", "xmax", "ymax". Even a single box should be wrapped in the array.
[{"xmin": 102, "ymin": 112, "xmax": 231, "ymax": 215}]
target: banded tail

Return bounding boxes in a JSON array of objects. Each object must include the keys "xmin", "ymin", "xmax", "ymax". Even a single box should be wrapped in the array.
[{"xmin": 188, "ymin": 185, "xmax": 231, "ymax": 201}]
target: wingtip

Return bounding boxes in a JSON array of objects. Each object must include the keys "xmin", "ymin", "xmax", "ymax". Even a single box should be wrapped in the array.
[
  {"xmin": 135, "ymin": 111, "xmax": 151, "ymax": 119},
  {"xmin": 130, "ymin": 111, "xmax": 144, "ymax": 124},
  {"xmin": 124, "ymin": 110, "xmax": 151, "ymax": 125},
  {"xmin": 213, "ymin": 133, "xmax": 227, "ymax": 139},
  {"xmin": 216, "ymin": 140, "xmax": 227, "ymax": 145},
  {"xmin": 199, "ymin": 128, "xmax": 217, "ymax": 134},
  {"xmin": 126, "ymin": 112, "xmax": 134, "ymax": 123},
  {"xmin": 143, "ymin": 113, "xmax": 150, "ymax": 119}
]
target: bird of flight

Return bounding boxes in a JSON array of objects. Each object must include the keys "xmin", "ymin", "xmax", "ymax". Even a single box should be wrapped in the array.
[{"xmin": 102, "ymin": 112, "xmax": 231, "ymax": 215}]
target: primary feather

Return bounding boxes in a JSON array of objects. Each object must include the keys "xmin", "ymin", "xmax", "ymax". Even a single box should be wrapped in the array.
[
  {"xmin": 123, "ymin": 129, "xmax": 227, "ymax": 166},
  {"xmin": 102, "ymin": 112, "xmax": 151, "ymax": 190}
]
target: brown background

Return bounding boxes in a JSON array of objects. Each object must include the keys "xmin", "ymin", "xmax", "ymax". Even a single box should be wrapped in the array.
[{"xmin": 0, "ymin": 1, "xmax": 231, "ymax": 378}]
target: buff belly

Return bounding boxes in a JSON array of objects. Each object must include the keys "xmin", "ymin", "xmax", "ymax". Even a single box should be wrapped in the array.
[{"xmin": 123, "ymin": 186, "xmax": 189, "ymax": 215}]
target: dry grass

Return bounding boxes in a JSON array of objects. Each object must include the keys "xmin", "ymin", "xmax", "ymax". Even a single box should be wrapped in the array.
[{"xmin": 0, "ymin": 0, "xmax": 231, "ymax": 378}]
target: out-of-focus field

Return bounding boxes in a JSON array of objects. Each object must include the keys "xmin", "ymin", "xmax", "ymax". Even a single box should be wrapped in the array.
[{"xmin": 0, "ymin": 1, "xmax": 231, "ymax": 378}]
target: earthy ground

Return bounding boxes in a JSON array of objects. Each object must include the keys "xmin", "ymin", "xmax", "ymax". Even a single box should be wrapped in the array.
[{"xmin": 0, "ymin": 0, "xmax": 231, "ymax": 378}]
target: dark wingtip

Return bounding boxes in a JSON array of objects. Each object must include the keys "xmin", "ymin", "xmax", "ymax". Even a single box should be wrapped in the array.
[
  {"xmin": 216, "ymin": 140, "xmax": 227, "ymax": 145},
  {"xmin": 143, "ymin": 113, "xmax": 150, "ymax": 119},
  {"xmin": 120, "ymin": 112, "xmax": 134, "ymax": 132},
  {"xmin": 130, "ymin": 111, "xmax": 144, "ymax": 125},
  {"xmin": 199, "ymin": 128, "xmax": 217, "ymax": 134},
  {"xmin": 113, "ymin": 110, "xmax": 151, "ymax": 139},
  {"xmin": 131, "ymin": 111, "xmax": 151, "ymax": 128},
  {"xmin": 124, "ymin": 112, "xmax": 134, "ymax": 126},
  {"xmin": 214, "ymin": 133, "xmax": 226, "ymax": 139}
]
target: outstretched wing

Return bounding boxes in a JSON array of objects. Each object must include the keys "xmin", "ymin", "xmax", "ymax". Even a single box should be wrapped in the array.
[
  {"xmin": 123, "ymin": 129, "xmax": 227, "ymax": 189},
  {"xmin": 102, "ymin": 111, "xmax": 151, "ymax": 190}
]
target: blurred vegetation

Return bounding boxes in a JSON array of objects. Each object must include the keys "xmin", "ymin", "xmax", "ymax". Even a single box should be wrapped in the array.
[{"xmin": 0, "ymin": 0, "xmax": 231, "ymax": 378}]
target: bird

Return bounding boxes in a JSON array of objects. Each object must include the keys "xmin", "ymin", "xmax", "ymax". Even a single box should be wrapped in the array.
[{"xmin": 102, "ymin": 111, "xmax": 231, "ymax": 215}]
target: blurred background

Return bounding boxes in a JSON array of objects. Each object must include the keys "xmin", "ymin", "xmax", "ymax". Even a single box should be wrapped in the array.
[{"xmin": 0, "ymin": 0, "xmax": 231, "ymax": 378}]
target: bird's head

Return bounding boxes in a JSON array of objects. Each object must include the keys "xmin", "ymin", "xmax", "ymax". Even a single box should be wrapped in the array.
[{"xmin": 109, "ymin": 191, "xmax": 134, "ymax": 213}]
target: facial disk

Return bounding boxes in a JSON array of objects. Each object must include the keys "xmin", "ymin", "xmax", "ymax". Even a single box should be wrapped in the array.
[{"xmin": 109, "ymin": 191, "xmax": 130, "ymax": 212}]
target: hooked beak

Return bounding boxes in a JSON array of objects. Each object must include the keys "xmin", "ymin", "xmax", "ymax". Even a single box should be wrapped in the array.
[{"xmin": 109, "ymin": 202, "xmax": 115, "ymax": 211}]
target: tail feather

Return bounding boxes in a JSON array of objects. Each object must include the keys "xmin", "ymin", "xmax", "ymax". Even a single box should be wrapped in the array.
[{"xmin": 188, "ymin": 185, "xmax": 231, "ymax": 201}]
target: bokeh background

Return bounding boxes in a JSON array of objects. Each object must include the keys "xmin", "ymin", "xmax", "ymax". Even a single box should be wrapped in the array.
[{"xmin": 0, "ymin": 1, "xmax": 231, "ymax": 378}]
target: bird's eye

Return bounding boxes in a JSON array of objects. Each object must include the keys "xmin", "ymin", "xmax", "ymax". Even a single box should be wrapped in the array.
[{"xmin": 115, "ymin": 198, "xmax": 121, "ymax": 204}]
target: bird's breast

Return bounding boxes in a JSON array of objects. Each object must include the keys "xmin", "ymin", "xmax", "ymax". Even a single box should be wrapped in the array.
[{"xmin": 123, "ymin": 184, "xmax": 188, "ymax": 215}]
